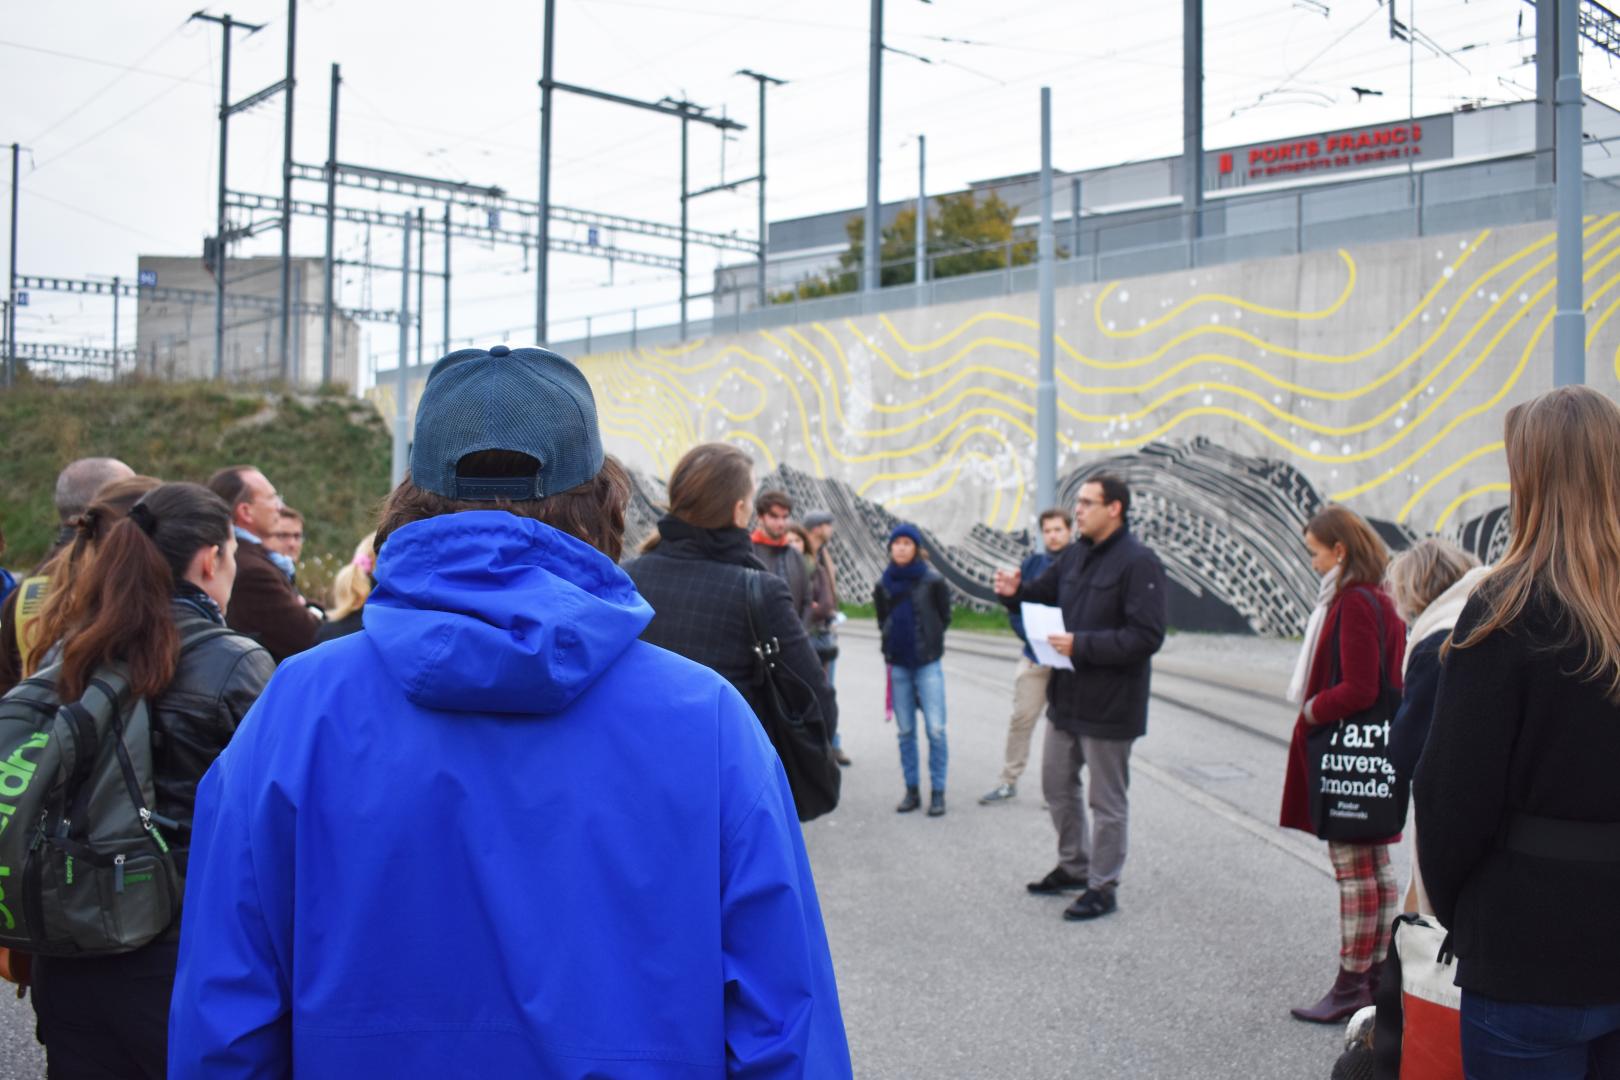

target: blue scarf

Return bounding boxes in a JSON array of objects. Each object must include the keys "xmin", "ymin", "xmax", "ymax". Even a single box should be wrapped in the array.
[{"xmin": 880, "ymin": 558, "xmax": 928, "ymax": 668}]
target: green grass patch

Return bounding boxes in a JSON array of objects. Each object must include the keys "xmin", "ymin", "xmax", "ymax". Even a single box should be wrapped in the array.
[
  {"xmin": 840, "ymin": 602, "xmax": 1017, "ymax": 636},
  {"xmin": 1, "ymin": 379, "xmax": 392, "ymax": 600}
]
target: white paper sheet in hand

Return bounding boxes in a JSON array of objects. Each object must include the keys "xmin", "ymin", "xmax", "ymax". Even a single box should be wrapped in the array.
[{"xmin": 1020, "ymin": 603, "xmax": 1073, "ymax": 670}]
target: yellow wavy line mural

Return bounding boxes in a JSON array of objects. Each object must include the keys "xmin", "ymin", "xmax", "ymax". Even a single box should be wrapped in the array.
[{"xmin": 577, "ymin": 216, "xmax": 1620, "ymax": 539}]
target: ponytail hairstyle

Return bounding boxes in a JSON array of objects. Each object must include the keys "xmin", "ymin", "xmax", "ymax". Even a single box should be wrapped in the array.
[
  {"xmin": 326, "ymin": 533, "xmax": 377, "ymax": 622},
  {"xmin": 24, "ymin": 475, "xmax": 161, "ymax": 675},
  {"xmin": 54, "ymin": 483, "xmax": 233, "ymax": 702}
]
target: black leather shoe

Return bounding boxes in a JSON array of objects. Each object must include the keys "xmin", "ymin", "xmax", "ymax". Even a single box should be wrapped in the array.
[
  {"xmin": 896, "ymin": 787, "xmax": 921, "ymax": 813},
  {"xmin": 927, "ymin": 791, "xmax": 946, "ymax": 817},
  {"xmin": 1062, "ymin": 888, "xmax": 1118, "ymax": 921},
  {"xmin": 1026, "ymin": 867, "xmax": 1088, "ymax": 895}
]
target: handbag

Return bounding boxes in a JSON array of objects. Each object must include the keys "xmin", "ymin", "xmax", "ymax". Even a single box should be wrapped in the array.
[
  {"xmin": 1372, "ymin": 913, "xmax": 1463, "ymax": 1080},
  {"xmin": 743, "ymin": 571, "xmax": 841, "ymax": 822},
  {"xmin": 1306, "ymin": 587, "xmax": 1408, "ymax": 841}
]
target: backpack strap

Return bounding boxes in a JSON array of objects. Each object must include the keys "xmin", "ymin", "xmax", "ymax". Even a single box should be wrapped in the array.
[{"xmin": 13, "ymin": 576, "xmax": 50, "ymax": 672}]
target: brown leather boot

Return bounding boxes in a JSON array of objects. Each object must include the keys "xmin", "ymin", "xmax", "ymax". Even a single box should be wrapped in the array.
[{"xmin": 1290, "ymin": 967, "xmax": 1372, "ymax": 1024}]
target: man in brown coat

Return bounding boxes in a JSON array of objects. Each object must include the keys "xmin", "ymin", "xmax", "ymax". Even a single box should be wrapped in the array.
[{"xmin": 207, "ymin": 465, "xmax": 318, "ymax": 663}]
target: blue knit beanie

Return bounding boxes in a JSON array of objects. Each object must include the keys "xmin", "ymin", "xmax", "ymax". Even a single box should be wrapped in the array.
[{"xmin": 888, "ymin": 522, "xmax": 924, "ymax": 549}]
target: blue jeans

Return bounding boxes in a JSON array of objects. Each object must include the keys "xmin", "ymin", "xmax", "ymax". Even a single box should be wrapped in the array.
[
  {"xmin": 1462, "ymin": 990, "xmax": 1620, "ymax": 1078},
  {"xmin": 823, "ymin": 658, "xmax": 841, "ymax": 749},
  {"xmin": 890, "ymin": 660, "xmax": 947, "ymax": 792}
]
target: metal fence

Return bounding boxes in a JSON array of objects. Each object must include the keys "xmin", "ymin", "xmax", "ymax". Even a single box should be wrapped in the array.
[{"xmin": 546, "ymin": 153, "xmax": 1607, "ymax": 357}]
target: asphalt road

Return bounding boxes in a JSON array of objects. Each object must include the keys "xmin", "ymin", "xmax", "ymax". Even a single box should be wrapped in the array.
[
  {"xmin": 0, "ymin": 632, "xmax": 1370, "ymax": 1079},
  {"xmin": 808, "ymin": 633, "xmax": 1372, "ymax": 1079}
]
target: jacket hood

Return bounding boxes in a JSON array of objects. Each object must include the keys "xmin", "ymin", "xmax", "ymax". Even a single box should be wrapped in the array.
[{"xmin": 365, "ymin": 511, "xmax": 652, "ymax": 715}]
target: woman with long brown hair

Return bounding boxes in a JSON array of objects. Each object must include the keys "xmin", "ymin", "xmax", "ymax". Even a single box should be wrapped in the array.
[
  {"xmin": 18, "ymin": 474, "xmax": 161, "ymax": 680},
  {"xmin": 1280, "ymin": 504, "xmax": 1405, "ymax": 1024},
  {"xmin": 1417, "ymin": 386, "xmax": 1620, "ymax": 1076},
  {"xmin": 19, "ymin": 482, "xmax": 273, "ymax": 1078}
]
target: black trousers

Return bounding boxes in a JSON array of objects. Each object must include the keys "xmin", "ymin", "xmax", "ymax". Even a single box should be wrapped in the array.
[{"xmin": 32, "ymin": 939, "xmax": 179, "ymax": 1079}]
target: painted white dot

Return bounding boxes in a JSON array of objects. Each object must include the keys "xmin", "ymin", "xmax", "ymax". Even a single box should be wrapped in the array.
[
  {"xmin": 1138, "ymin": 317, "xmax": 1146, "ymax": 327},
  {"xmin": 1233, "ymin": 310, "xmax": 1242, "ymax": 320},
  {"xmin": 1210, "ymin": 313, "xmax": 1221, "ymax": 324},
  {"xmin": 1443, "ymin": 266, "xmax": 1454, "ymax": 278},
  {"xmin": 1310, "ymin": 439, "xmax": 1323, "ymax": 453},
  {"xmin": 1421, "ymin": 311, "xmax": 1430, "ymax": 322},
  {"xmin": 1459, "ymin": 239, "xmax": 1468, "ymax": 249},
  {"xmin": 1107, "ymin": 320, "xmax": 1116, "ymax": 331},
  {"xmin": 1518, "ymin": 293, "xmax": 1529, "ymax": 304},
  {"xmin": 1489, "ymin": 292, "xmax": 1500, "ymax": 303},
  {"xmin": 1477, "ymin": 289, "xmax": 1486, "ymax": 299},
  {"xmin": 1118, "ymin": 290, "xmax": 1130, "ymax": 302},
  {"xmin": 1394, "ymin": 417, "xmax": 1405, "ymax": 429},
  {"xmin": 1202, "ymin": 393, "xmax": 1214, "ymax": 406},
  {"xmin": 1341, "ymin": 443, "xmax": 1352, "ymax": 455},
  {"xmin": 1273, "ymin": 394, "xmax": 1283, "ymax": 405}
]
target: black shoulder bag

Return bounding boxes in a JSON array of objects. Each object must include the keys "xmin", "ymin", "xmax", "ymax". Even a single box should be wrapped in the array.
[
  {"xmin": 1305, "ymin": 587, "xmax": 1408, "ymax": 841},
  {"xmin": 743, "ymin": 570, "xmax": 841, "ymax": 822}
]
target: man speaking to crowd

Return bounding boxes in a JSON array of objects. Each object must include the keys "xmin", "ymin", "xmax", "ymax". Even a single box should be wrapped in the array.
[{"xmin": 995, "ymin": 476, "xmax": 1168, "ymax": 923}]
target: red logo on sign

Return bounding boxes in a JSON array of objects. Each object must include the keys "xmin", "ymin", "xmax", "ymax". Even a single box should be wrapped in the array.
[{"xmin": 1219, "ymin": 152, "xmax": 1233, "ymax": 175}]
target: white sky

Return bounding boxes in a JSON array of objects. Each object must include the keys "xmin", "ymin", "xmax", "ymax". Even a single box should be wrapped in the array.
[{"xmin": 4, "ymin": 0, "xmax": 1614, "ymax": 381}]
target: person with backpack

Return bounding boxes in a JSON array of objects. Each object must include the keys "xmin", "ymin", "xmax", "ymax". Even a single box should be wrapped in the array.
[
  {"xmin": 1280, "ymin": 505, "xmax": 1405, "ymax": 1024},
  {"xmin": 0, "ymin": 456, "xmax": 136, "ymax": 694},
  {"xmin": 169, "ymin": 347, "xmax": 849, "ymax": 1078},
  {"xmin": 4, "ymin": 482, "xmax": 273, "ymax": 1078}
]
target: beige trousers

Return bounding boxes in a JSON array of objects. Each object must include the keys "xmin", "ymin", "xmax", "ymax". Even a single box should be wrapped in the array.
[{"xmin": 999, "ymin": 656, "xmax": 1051, "ymax": 786}]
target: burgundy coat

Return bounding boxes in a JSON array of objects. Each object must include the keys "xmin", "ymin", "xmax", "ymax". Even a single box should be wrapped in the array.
[{"xmin": 1279, "ymin": 583, "xmax": 1406, "ymax": 838}]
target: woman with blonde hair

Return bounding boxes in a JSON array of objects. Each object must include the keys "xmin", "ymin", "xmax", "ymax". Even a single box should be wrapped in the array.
[
  {"xmin": 317, "ymin": 533, "xmax": 376, "ymax": 643},
  {"xmin": 1281, "ymin": 504, "xmax": 1406, "ymax": 1024},
  {"xmin": 1417, "ymin": 386, "xmax": 1620, "ymax": 1076},
  {"xmin": 1384, "ymin": 538, "xmax": 1486, "ymax": 915}
]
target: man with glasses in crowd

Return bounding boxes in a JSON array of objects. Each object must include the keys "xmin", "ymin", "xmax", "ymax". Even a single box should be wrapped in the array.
[
  {"xmin": 207, "ymin": 466, "xmax": 319, "ymax": 663},
  {"xmin": 994, "ymin": 476, "xmax": 1168, "ymax": 922}
]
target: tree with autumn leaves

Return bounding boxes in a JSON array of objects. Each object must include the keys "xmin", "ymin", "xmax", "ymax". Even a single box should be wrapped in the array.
[{"xmin": 772, "ymin": 190, "xmax": 1040, "ymax": 303}]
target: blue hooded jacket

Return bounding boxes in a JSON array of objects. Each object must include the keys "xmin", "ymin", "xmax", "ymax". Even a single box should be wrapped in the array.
[{"xmin": 169, "ymin": 511, "xmax": 851, "ymax": 1079}]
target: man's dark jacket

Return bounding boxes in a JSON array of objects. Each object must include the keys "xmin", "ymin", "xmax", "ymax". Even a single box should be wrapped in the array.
[
  {"xmin": 626, "ymin": 521, "xmax": 837, "ymax": 738},
  {"xmin": 1005, "ymin": 526, "xmax": 1168, "ymax": 739},
  {"xmin": 227, "ymin": 538, "xmax": 318, "ymax": 664},
  {"xmin": 753, "ymin": 537, "xmax": 811, "ymax": 624}
]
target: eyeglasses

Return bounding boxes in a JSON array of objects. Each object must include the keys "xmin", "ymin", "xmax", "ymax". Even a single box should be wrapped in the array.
[
  {"xmin": 1075, "ymin": 498, "xmax": 1106, "ymax": 510},
  {"xmin": 269, "ymin": 531, "xmax": 303, "ymax": 542}
]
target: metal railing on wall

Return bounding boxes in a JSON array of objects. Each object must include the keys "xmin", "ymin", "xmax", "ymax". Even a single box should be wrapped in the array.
[{"xmin": 545, "ymin": 152, "xmax": 1595, "ymax": 357}]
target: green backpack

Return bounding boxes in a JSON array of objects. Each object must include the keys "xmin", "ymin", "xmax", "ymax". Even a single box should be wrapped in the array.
[{"xmin": 0, "ymin": 624, "xmax": 232, "ymax": 956}]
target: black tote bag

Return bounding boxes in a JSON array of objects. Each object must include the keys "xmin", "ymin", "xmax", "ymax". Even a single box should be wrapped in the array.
[
  {"xmin": 1305, "ymin": 587, "xmax": 1407, "ymax": 841},
  {"xmin": 743, "ymin": 570, "xmax": 841, "ymax": 822}
]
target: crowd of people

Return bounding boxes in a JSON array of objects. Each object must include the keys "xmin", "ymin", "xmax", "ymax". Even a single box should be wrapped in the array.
[{"xmin": 0, "ymin": 340, "xmax": 1616, "ymax": 1077}]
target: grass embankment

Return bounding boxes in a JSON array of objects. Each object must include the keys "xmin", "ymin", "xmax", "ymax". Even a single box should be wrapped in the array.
[
  {"xmin": 840, "ymin": 603, "xmax": 1016, "ymax": 636},
  {"xmin": 0, "ymin": 380, "xmax": 391, "ymax": 599}
]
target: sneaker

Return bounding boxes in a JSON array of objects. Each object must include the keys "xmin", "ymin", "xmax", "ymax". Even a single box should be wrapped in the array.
[
  {"xmin": 979, "ymin": 783, "xmax": 1016, "ymax": 805},
  {"xmin": 896, "ymin": 787, "xmax": 921, "ymax": 813},
  {"xmin": 927, "ymin": 790, "xmax": 946, "ymax": 817},
  {"xmin": 833, "ymin": 748, "xmax": 852, "ymax": 766},
  {"xmin": 1026, "ymin": 867, "xmax": 1088, "ymax": 895},
  {"xmin": 1062, "ymin": 888, "xmax": 1118, "ymax": 921}
]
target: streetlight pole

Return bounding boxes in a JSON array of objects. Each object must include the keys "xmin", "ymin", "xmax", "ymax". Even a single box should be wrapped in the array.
[
  {"xmin": 191, "ymin": 11, "xmax": 265, "ymax": 380},
  {"xmin": 915, "ymin": 134, "xmax": 927, "ymax": 286},
  {"xmin": 1036, "ymin": 88, "xmax": 1057, "ymax": 518},
  {"xmin": 1554, "ymin": 0, "xmax": 1585, "ymax": 385},
  {"xmin": 865, "ymin": 0, "xmax": 883, "ymax": 294},
  {"xmin": 537, "ymin": 0, "xmax": 557, "ymax": 344}
]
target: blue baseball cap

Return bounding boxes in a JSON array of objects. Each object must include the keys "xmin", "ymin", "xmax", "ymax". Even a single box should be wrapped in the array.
[{"xmin": 409, "ymin": 345, "xmax": 604, "ymax": 501}]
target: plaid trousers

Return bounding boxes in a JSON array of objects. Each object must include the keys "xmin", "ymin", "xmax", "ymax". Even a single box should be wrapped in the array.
[{"xmin": 1328, "ymin": 841, "xmax": 1398, "ymax": 973}]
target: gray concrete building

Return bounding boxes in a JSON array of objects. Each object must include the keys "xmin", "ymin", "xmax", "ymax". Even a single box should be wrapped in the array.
[
  {"xmin": 134, "ymin": 255, "xmax": 360, "ymax": 388},
  {"xmin": 714, "ymin": 99, "xmax": 1620, "ymax": 315}
]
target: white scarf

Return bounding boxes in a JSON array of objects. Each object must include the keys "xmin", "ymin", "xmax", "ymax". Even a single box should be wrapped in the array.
[
  {"xmin": 1403, "ymin": 565, "xmax": 1492, "ymax": 674},
  {"xmin": 1288, "ymin": 566, "xmax": 1339, "ymax": 706}
]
